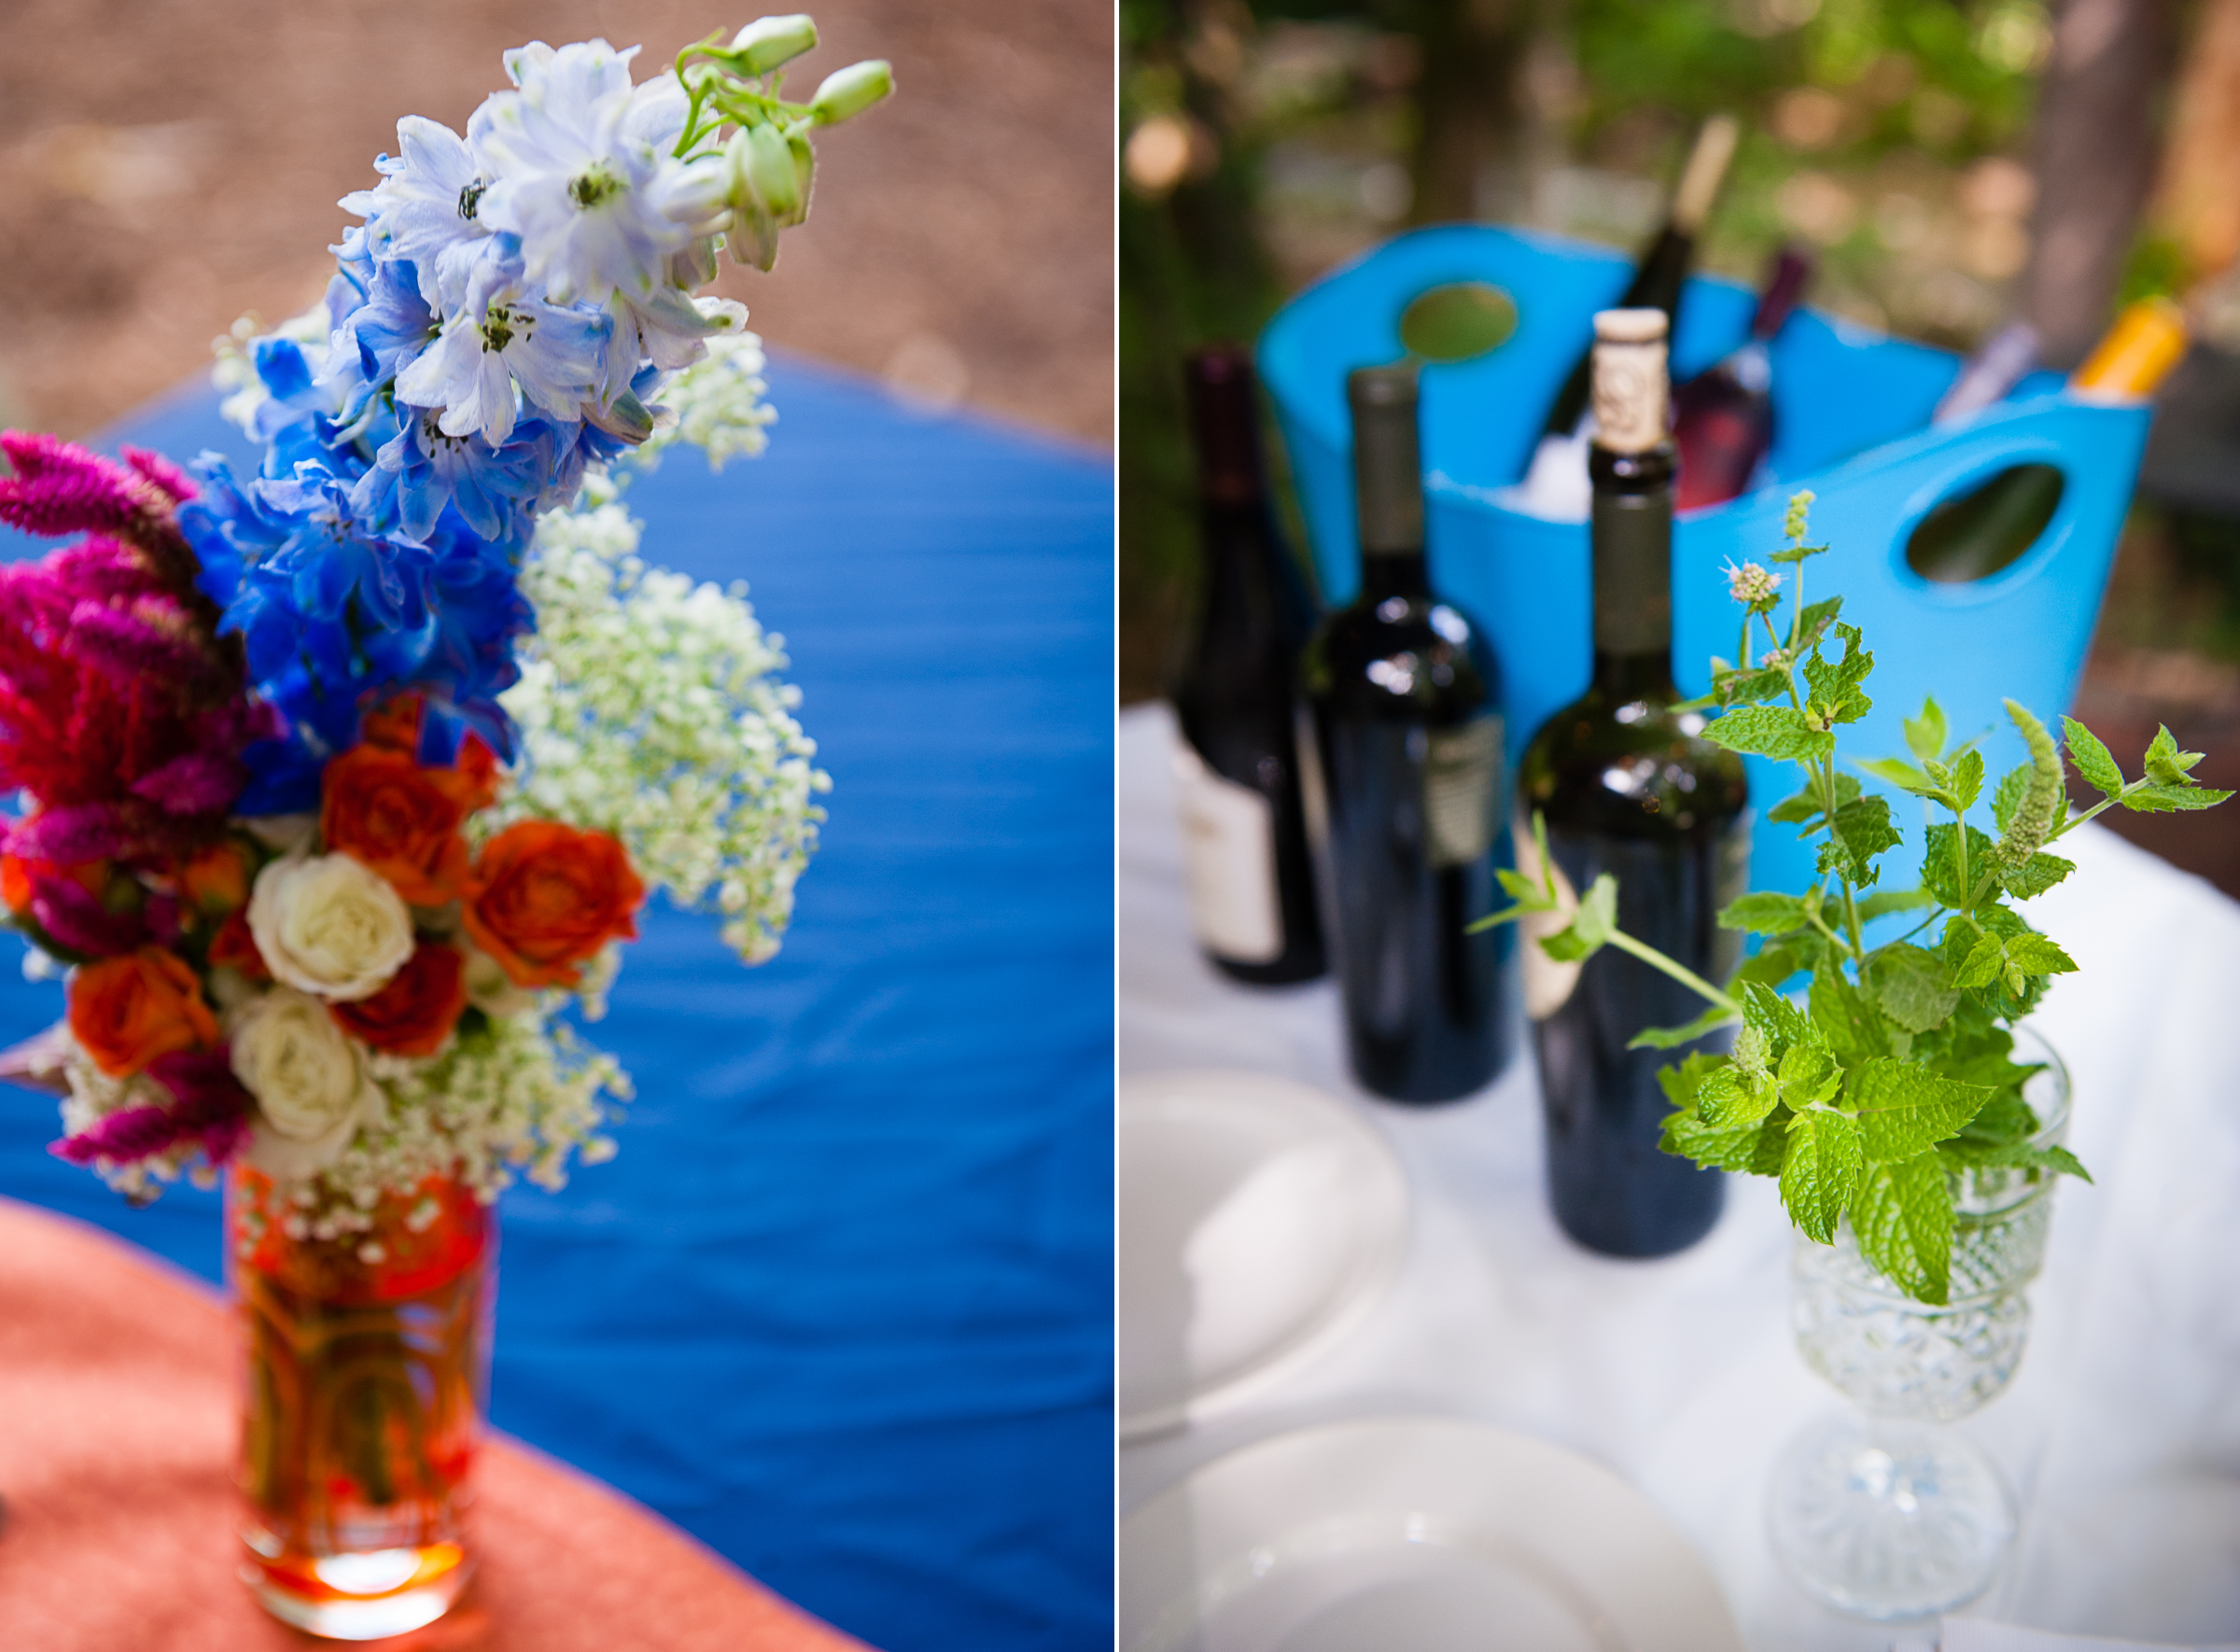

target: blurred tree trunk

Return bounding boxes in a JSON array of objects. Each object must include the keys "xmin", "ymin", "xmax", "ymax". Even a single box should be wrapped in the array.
[
  {"xmin": 2149, "ymin": 0, "xmax": 2240, "ymax": 287},
  {"xmin": 2022, "ymin": 0, "xmax": 2178, "ymax": 367},
  {"xmin": 1407, "ymin": 0, "xmax": 1529, "ymax": 225}
]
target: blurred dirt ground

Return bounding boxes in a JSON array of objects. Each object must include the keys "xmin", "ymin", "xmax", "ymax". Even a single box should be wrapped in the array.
[{"xmin": 0, "ymin": 0, "xmax": 1113, "ymax": 446}]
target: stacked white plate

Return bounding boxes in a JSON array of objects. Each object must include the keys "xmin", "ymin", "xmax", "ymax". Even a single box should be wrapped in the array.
[{"xmin": 1117, "ymin": 1070, "xmax": 1409, "ymax": 1440}]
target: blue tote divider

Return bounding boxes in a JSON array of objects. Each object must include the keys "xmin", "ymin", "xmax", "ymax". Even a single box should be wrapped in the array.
[{"xmin": 1259, "ymin": 225, "xmax": 2151, "ymax": 898}]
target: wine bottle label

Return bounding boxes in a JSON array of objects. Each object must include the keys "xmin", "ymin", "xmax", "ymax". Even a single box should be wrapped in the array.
[
  {"xmin": 1512, "ymin": 809, "xmax": 1584, "ymax": 1019},
  {"xmin": 1423, "ymin": 717, "xmax": 1502, "ymax": 869},
  {"xmin": 1170, "ymin": 733, "xmax": 1283, "ymax": 964}
]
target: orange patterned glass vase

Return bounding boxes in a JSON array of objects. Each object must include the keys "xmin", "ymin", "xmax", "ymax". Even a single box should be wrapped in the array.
[{"xmin": 226, "ymin": 1164, "xmax": 496, "ymax": 1640}]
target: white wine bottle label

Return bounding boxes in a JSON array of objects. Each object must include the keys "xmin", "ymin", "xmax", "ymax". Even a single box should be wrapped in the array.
[
  {"xmin": 1171, "ymin": 733, "xmax": 1282, "ymax": 964},
  {"xmin": 1423, "ymin": 718, "xmax": 1502, "ymax": 869},
  {"xmin": 1513, "ymin": 810, "xmax": 1584, "ymax": 1019}
]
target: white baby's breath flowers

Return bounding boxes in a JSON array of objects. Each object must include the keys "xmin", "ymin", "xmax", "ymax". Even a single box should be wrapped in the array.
[
  {"xmin": 249, "ymin": 854, "xmax": 416, "ymax": 1001},
  {"xmin": 634, "ymin": 329, "xmax": 777, "ymax": 471},
  {"xmin": 501, "ymin": 485, "xmax": 825, "ymax": 964},
  {"xmin": 230, "ymin": 988, "xmax": 384, "ymax": 1179}
]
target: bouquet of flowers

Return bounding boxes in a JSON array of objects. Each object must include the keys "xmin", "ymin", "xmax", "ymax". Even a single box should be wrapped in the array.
[{"xmin": 0, "ymin": 19, "xmax": 890, "ymax": 1243}]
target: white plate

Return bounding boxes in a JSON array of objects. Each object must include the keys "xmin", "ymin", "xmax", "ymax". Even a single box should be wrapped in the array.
[
  {"xmin": 1120, "ymin": 1417, "xmax": 1744, "ymax": 1652},
  {"xmin": 1118, "ymin": 1070, "xmax": 1408, "ymax": 1442}
]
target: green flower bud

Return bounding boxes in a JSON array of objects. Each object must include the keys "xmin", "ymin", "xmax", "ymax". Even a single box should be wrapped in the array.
[
  {"xmin": 810, "ymin": 59, "xmax": 893, "ymax": 124},
  {"xmin": 730, "ymin": 14, "xmax": 819, "ymax": 76},
  {"xmin": 727, "ymin": 122, "xmax": 803, "ymax": 217}
]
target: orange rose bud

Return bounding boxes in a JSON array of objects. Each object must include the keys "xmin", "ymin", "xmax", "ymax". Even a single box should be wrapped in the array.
[
  {"xmin": 321, "ymin": 746, "xmax": 481, "ymax": 906},
  {"xmin": 330, "ymin": 941, "xmax": 468, "ymax": 1057},
  {"xmin": 178, "ymin": 842, "xmax": 250, "ymax": 915},
  {"xmin": 359, "ymin": 693, "xmax": 425, "ymax": 754},
  {"xmin": 68, "ymin": 947, "xmax": 219, "ymax": 1077},
  {"xmin": 208, "ymin": 909, "xmax": 270, "ymax": 980},
  {"xmin": 462, "ymin": 822, "xmax": 645, "ymax": 989}
]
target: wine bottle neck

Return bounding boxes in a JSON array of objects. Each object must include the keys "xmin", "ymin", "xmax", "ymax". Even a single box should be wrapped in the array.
[
  {"xmin": 1589, "ymin": 444, "xmax": 1675, "ymax": 684},
  {"xmin": 1359, "ymin": 548, "xmax": 1431, "ymax": 600}
]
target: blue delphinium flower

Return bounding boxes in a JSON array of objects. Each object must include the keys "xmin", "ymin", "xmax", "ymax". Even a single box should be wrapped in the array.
[
  {"xmin": 356, "ymin": 407, "xmax": 542, "ymax": 542},
  {"xmin": 345, "ymin": 114, "xmax": 506, "ymax": 316},
  {"xmin": 395, "ymin": 263, "xmax": 609, "ymax": 445}
]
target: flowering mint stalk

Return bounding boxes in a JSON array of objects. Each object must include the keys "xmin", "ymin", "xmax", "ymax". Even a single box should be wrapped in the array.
[{"xmin": 1475, "ymin": 493, "xmax": 2233, "ymax": 1304}]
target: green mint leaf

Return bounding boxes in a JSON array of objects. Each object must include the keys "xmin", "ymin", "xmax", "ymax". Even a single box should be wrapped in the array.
[
  {"xmin": 1719, "ymin": 891, "xmax": 1817, "ymax": 934},
  {"xmin": 1738, "ymin": 979, "xmax": 1811, "ymax": 1055},
  {"xmin": 2061, "ymin": 716, "xmax": 2123, "ymax": 797},
  {"xmin": 1540, "ymin": 874, "xmax": 1618, "ymax": 962},
  {"xmin": 1817, "ymin": 794, "xmax": 1902, "ymax": 889},
  {"xmin": 1810, "ymin": 959, "xmax": 1888, "ymax": 1064},
  {"xmin": 1699, "ymin": 1062, "xmax": 1780, "ymax": 1128},
  {"xmin": 1782, "ymin": 1107, "xmax": 1864, "ymax": 1244},
  {"xmin": 1768, "ymin": 774, "xmax": 1862, "ymax": 832},
  {"xmin": 1903, "ymin": 697, "xmax": 1949, "ymax": 763},
  {"xmin": 1779, "ymin": 1039, "xmax": 1843, "ymax": 1111},
  {"xmin": 1802, "ymin": 623, "xmax": 1874, "ymax": 726},
  {"xmin": 1655, "ymin": 1050, "xmax": 1720, "ymax": 1113},
  {"xmin": 1730, "ymin": 942, "xmax": 1810, "ymax": 992},
  {"xmin": 1853, "ymin": 1153, "xmax": 1955, "ymax": 1304},
  {"xmin": 2002, "ymin": 933, "xmax": 2078, "ymax": 975},
  {"xmin": 1998, "ymin": 851, "xmax": 2075, "ymax": 900},
  {"xmin": 1855, "ymin": 888, "xmax": 1936, "ymax": 920},
  {"xmin": 1993, "ymin": 700, "xmax": 2063, "ymax": 869},
  {"xmin": 1953, "ymin": 932, "xmax": 2006, "ymax": 989},
  {"xmin": 2122, "ymin": 781, "xmax": 2236, "ymax": 813},
  {"xmin": 2142, "ymin": 724, "xmax": 2206, "ymax": 786},
  {"xmin": 1847, "ymin": 1057, "xmax": 1994, "ymax": 1160},
  {"xmin": 1991, "ymin": 762, "xmax": 2029, "ymax": 833},
  {"xmin": 1495, "ymin": 867, "xmax": 1538, "ymax": 901},
  {"xmin": 1855, "ymin": 756, "xmax": 1947, "ymax": 801},
  {"xmin": 1922, "ymin": 822, "xmax": 1998, "ymax": 908},
  {"xmin": 1936, "ymin": 1138, "xmax": 2093, "ymax": 1183},
  {"xmin": 1949, "ymin": 749, "xmax": 1984, "ymax": 812},
  {"xmin": 1712, "ymin": 663, "xmax": 1796, "ymax": 709},
  {"xmin": 1662, "ymin": 1105, "xmax": 1790, "ymax": 1175},
  {"xmin": 1790, "ymin": 595, "xmax": 1842, "ymax": 651},
  {"xmin": 1864, "ymin": 943, "xmax": 1961, "ymax": 1033},
  {"xmin": 1629, "ymin": 1004, "xmax": 1743, "ymax": 1050},
  {"xmin": 1709, "ymin": 705, "xmax": 1835, "ymax": 763}
]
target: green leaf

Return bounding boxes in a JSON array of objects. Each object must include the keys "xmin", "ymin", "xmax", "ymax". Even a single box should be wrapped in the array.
[
  {"xmin": 2061, "ymin": 716, "xmax": 2123, "ymax": 797},
  {"xmin": 1709, "ymin": 705, "xmax": 1835, "ymax": 763},
  {"xmin": 1855, "ymin": 756, "xmax": 1945, "ymax": 800},
  {"xmin": 1953, "ymin": 932, "xmax": 2006, "ymax": 989},
  {"xmin": 1540, "ymin": 874, "xmax": 1618, "ymax": 962},
  {"xmin": 1864, "ymin": 943, "xmax": 1961, "ymax": 1033},
  {"xmin": 1904, "ymin": 697, "xmax": 1948, "ymax": 763},
  {"xmin": 1846, "ymin": 1057, "xmax": 1994, "ymax": 1161},
  {"xmin": 1495, "ymin": 867, "xmax": 1538, "ymax": 901},
  {"xmin": 1711, "ymin": 663, "xmax": 1795, "ymax": 709},
  {"xmin": 2002, "ymin": 933, "xmax": 2078, "ymax": 975},
  {"xmin": 1719, "ymin": 891, "xmax": 1816, "ymax": 934},
  {"xmin": 1662, "ymin": 1105, "xmax": 1790, "ymax": 1175},
  {"xmin": 1854, "ymin": 1153, "xmax": 1955, "ymax": 1304},
  {"xmin": 1802, "ymin": 623, "xmax": 1874, "ymax": 726},
  {"xmin": 2122, "ymin": 781, "xmax": 2236, "ymax": 813},
  {"xmin": 1991, "ymin": 763, "xmax": 2029, "ymax": 833},
  {"xmin": 1769, "ymin": 774, "xmax": 1862, "ymax": 832},
  {"xmin": 1922, "ymin": 822, "xmax": 1998, "ymax": 908},
  {"xmin": 1993, "ymin": 700, "xmax": 2063, "ymax": 868},
  {"xmin": 1698, "ymin": 1062, "xmax": 1780, "ymax": 1128},
  {"xmin": 1810, "ymin": 959, "xmax": 1887, "ymax": 1064},
  {"xmin": 1949, "ymin": 749, "xmax": 1984, "ymax": 812},
  {"xmin": 1629, "ymin": 1004, "xmax": 1742, "ymax": 1050},
  {"xmin": 1817, "ymin": 794, "xmax": 1902, "ymax": 889},
  {"xmin": 1738, "ymin": 979, "xmax": 1811, "ymax": 1054},
  {"xmin": 2143, "ymin": 724, "xmax": 2205, "ymax": 786},
  {"xmin": 1936, "ymin": 1138, "xmax": 2093, "ymax": 1183},
  {"xmin": 1778, "ymin": 1038, "xmax": 1843, "ymax": 1110},
  {"xmin": 1782, "ymin": 1108, "xmax": 1864, "ymax": 1243},
  {"xmin": 1730, "ymin": 943, "xmax": 1810, "ymax": 991},
  {"xmin": 1855, "ymin": 888, "xmax": 1936, "ymax": 921},
  {"xmin": 1998, "ymin": 852, "xmax": 2076, "ymax": 900},
  {"xmin": 1655, "ymin": 1051, "xmax": 1720, "ymax": 1113}
]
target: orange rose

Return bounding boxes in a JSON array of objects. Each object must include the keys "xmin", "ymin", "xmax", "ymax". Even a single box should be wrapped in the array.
[
  {"xmin": 359, "ymin": 695, "xmax": 499, "ymax": 811},
  {"xmin": 3, "ymin": 857, "xmax": 104, "ymax": 913},
  {"xmin": 68, "ymin": 947, "xmax": 219, "ymax": 1077},
  {"xmin": 461, "ymin": 822, "xmax": 645, "ymax": 988},
  {"xmin": 329, "ymin": 941, "xmax": 468, "ymax": 1057},
  {"xmin": 178, "ymin": 842, "xmax": 249, "ymax": 915},
  {"xmin": 320, "ymin": 747, "xmax": 481, "ymax": 905}
]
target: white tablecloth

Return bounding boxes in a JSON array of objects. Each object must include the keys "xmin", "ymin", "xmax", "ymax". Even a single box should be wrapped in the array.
[{"xmin": 1118, "ymin": 702, "xmax": 2240, "ymax": 1647}]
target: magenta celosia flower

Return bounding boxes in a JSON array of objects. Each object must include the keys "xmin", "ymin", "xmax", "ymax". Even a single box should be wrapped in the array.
[{"xmin": 49, "ymin": 1045, "xmax": 252, "ymax": 1169}]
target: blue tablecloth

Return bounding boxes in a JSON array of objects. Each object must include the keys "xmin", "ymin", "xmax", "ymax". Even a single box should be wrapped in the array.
[{"xmin": 0, "ymin": 356, "xmax": 1115, "ymax": 1652}]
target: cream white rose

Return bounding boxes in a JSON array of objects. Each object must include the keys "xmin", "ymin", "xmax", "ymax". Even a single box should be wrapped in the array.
[
  {"xmin": 248, "ymin": 852, "xmax": 414, "ymax": 1002},
  {"xmin": 230, "ymin": 987, "xmax": 382, "ymax": 1178},
  {"xmin": 460, "ymin": 941, "xmax": 535, "ymax": 1018}
]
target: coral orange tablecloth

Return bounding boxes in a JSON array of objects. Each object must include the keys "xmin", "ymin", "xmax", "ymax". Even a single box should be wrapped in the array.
[{"xmin": 0, "ymin": 1197, "xmax": 869, "ymax": 1650}]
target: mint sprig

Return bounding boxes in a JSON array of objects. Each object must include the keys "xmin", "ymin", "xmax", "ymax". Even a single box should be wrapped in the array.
[{"xmin": 1474, "ymin": 492, "xmax": 2230, "ymax": 1303}]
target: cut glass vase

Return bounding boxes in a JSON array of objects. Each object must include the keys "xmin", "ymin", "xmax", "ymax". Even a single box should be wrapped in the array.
[{"xmin": 1768, "ymin": 1027, "xmax": 2068, "ymax": 1621}]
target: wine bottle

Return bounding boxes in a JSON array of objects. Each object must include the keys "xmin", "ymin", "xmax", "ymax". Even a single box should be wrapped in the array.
[
  {"xmin": 1300, "ymin": 364, "xmax": 1512, "ymax": 1102},
  {"xmin": 1931, "ymin": 318, "xmax": 2041, "ymax": 426},
  {"xmin": 1169, "ymin": 344, "xmax": 1327, "ymax": 985},
  {"xmin": 1505, "ymin": 114, "xmax": 1740, "ymax": 519},
  {"xmin": 1670, "ymin": 245, "xmax": 1813, "ymax": 511},
  {"xmin": 1518, "ymin": 308, "xmax": 1750, "ymax": 1257},
  {"xmin": 1908, "ymin": 299, "xmax": 2189, "ymax": 582}
]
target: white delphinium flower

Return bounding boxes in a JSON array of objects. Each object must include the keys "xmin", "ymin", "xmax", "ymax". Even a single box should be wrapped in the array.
[
  {"xmin": 213, "ymin": 302, "xmax": 334, "ymax": 441},
  {"xmin": 628, "ymin": 329, "xmax": 775, "ymax": 471},
  {"xmin": 396, "ymin": 263, "xmax": 608, "ymax": 444},
  {"xmin": 500, "ymin": 490, "xmax": 825, "ymax": 964},
  {"xmin": 476, "ymin": 41, "xmax": 728, "ymax": 310},
  {"xmin": 343, "ymin": 114, "xmax": 505, "ymax": 315}
]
